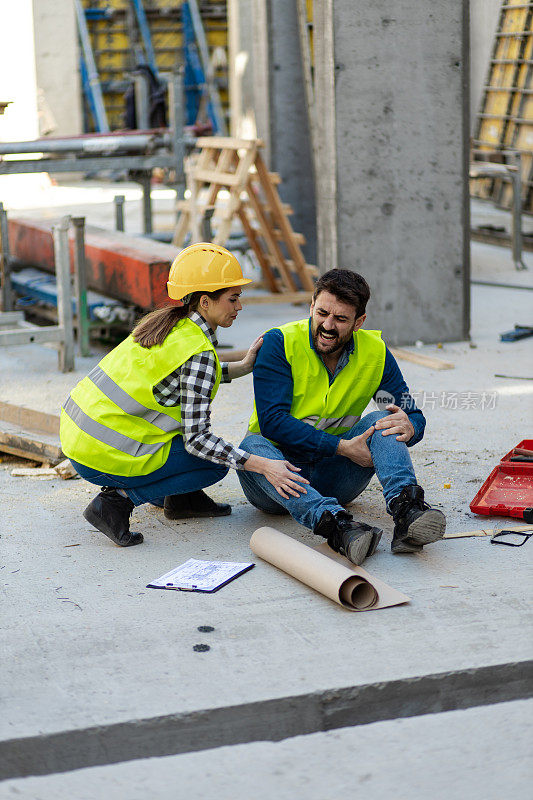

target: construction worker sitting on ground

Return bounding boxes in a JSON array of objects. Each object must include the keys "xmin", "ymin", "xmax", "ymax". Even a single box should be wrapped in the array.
[
  {"xmin": 59, "ymin": 243, "xmax": 309, "ymax": 547},
  {"xmin": 237, "ymin": 268, "xmax": 446, "ymax": 564}
]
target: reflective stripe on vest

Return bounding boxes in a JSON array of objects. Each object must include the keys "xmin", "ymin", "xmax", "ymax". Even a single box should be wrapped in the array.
[
  {"xmin": 60, "ymin": 317, "xmax": 221, "ymax": 476},
  {"xmin": 87, "ymin": 365, "xmax": 181, "ymax": 434},
  {"xmin": 62, "ymin": 396, "xmax": 163, "ymax": 457},
  {"xmin": 300, "ymin": 414, "xmax": 361, "ymax": 431}
]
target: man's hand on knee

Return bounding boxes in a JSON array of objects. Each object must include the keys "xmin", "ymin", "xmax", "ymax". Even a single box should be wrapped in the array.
[
  {"xmin": 374, "ymin": 404, "xmax": 415, "ymax": 443},
  {"xmin": 336, "ymin": 426, "xmax": 374, "ymax": 467}
]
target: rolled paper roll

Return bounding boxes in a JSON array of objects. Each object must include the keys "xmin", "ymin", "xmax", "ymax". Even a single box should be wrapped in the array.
[{"xmin": 250, "ymin": 526, "xmax": 403, "ymax": 611}]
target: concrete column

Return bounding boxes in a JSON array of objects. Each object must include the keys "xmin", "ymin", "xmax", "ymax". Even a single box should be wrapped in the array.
[
  {"xmin": 32, "ymin": 0, "xmax": 82, "ymax": 136},
  {"xmin": 470, "ymin": 0, "xmax": 501, "ymax": 133},
  {"xmin": 314, "ymin": 1, "xmax": 470, "ymax": 345},
  {"xmin": 229, "ymin": 0, "xmax": 317, "ymax": 266}
]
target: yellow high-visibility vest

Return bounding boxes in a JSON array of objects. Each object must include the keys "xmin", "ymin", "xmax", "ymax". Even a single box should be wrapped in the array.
[
  {"xmin": 248, "ymin": 319, "xmax": 386, "ymax": 439},
  {"xmin": 60, "ymin": 317, "xmax": 221, "ymax": 476}
]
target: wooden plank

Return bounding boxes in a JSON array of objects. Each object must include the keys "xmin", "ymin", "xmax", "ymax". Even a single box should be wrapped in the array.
[
  {"xmin": 389, "ymin": 347, "xmax": 455, "ymax": 371},
  {"xmin": 54, "ymin": 458, "xmax": 77, "ymax": 479},
  {"xmin": 263, "ymin": 202, "xmax": 294, "ymax": 216},
  {"xmin": 194, "ymin": 169, "xmax": 241, "ymax": 187},
  {"xmin": 213, "ymin": 145, "xmax": 258, "ymax": 246},
  {"xmin": 273, "ymin": 229, "xmax": 305, "ymax": 245},
  {"xmin": 195, "ymin": 136, "xmax": 264, "ymax": 150},
  {"xmin": 237, "ymin": 206, "xmax": 279, "ymax": 293},
  {"xmin": 241, "ymin": 291, "xmax": 313, "ymax": 305},
  {"xmin": 245, "ymin": 178, "xmax": 297, "ymax": 291},
  {"xmin": 0, "ymin": 432, "xmax": 63, "ymax": 465},
  {"xmin": 254, "ymin": 153, "xmax": 315, "ymax": 290},
  {"xmin": 444, "ymin": 524, "xmax": 533, "ymax": 539},
  {"xmin": 268, "ymin": 257, "xmax": 318, "ymax": 277},
  {"xmin": 0, "ymin": 402, "xmax": 60, "ymax": 435},
  {"xmin": 171, "ymin": 207, "xmax": 190, "ymax": 247},
  {"xmin": 11, "ymin": 467, "xmax": 58, "ymax": 477}
]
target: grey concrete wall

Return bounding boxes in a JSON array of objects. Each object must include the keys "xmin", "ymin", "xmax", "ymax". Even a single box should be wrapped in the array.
[
  {"xmin": 267, "ymin": 0, "xmax": 317, "ymax": 266},
  {"xmin": 470, "ymin": 0, "xmax": 501, "ymax": 133},
  {"xmin": 229, "ymin": 0, "xmax": 317, "ymax": 267},
  {"xmin": 32, "ymin": 0, "xmax": 82, "ymax": 136},
  {"xmin": 315, "ymin": 1, "xmax": 470, "ymax": 345}
]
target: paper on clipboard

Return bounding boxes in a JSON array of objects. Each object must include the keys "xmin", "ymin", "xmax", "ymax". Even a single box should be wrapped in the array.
[
  {"xmin": 147, "ymin": 558, "xmax": 254, "ymax": 593},
  {"xmin": 250, "ymin": 526, "xmax": 409, "ymax": 611}
]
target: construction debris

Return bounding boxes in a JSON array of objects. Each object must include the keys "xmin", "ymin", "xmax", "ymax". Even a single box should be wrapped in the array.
[
  {"xmin": 0, "ymin": 402, "xmax": 63, "ymax": 465},
  {"xmin": 10, "ymin": 459, "xmax": 77, "ymax": 479}
]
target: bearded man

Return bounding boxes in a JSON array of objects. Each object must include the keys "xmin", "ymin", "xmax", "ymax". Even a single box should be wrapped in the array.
[{"xmin": 238, "ymin": 269, "xmax": 445, "ymax": 565}]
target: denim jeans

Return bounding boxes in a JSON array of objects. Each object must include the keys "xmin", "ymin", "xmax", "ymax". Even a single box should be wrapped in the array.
[
  {"xmin": 237, "ymin": 410, "xmax": 417, "ymax": 530},
  {"xmin": 69, "ymin": 435, "xmax": 228, "ymax": 507}
]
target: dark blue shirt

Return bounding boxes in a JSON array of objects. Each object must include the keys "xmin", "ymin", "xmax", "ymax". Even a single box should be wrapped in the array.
[{"xmin": 252, "ymin": 321, "xmax": 426, "ymax": 462}]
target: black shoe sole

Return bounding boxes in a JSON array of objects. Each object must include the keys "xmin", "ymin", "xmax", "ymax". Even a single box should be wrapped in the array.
[
  {"xmin": 391, "ymin": 509, "xmax": 446, "ymax": 554},
  {"xmin": 164, "ymin": 506, "xmax": 232, "ymax": 520},
  {"xmin": 346, "ymin": 528, "xmax": 382, "ymax": 566},
  {"xmin": 83, "ymin": 506, "xmax": 144, "ymax": 547}
]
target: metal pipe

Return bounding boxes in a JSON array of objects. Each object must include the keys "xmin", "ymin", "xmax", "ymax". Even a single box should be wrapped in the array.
[
  {"xmin": 114, "ymin": 195, "xmax": 126, "ymax": 232},
  {"xmin": 511, "ymin": 152, "xmax": 526, "ymax": 271},
  {"xmin": 139, "ymin": 174, "xmax": 153, "ymax": 235},
  {"xmin": 53, "ymin": 216, "xmax": 75, "ymax": 372},
  {"xmin": 134, "ymin": 73, "xmax": 151, "ymax": 130},
  {"xmin": 170, "ymin": 69, "xmax": 185, "ymax": 185},
  {"xmin": 74, "ymin": 0, "xmax": 109, "ymax": 133},
  {"xmin": 72, "ymin": 217, "xmax": 91, "ymax": 357},
  {"xmin": 0, "ymin": 202, "xmax": 14, "ymax": 312},
  {"xmin": 131, "ymin": 0, "xmax": 160, "ymax": 80},
  {"xmin": 0, "ymin": 132, "xmax": 171, "ymax": 156}
]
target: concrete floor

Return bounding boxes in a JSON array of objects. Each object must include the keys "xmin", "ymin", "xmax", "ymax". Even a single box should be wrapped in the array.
[{"xmin": 0, "ymin": 178, "xmax": 532, "ymax": 794}]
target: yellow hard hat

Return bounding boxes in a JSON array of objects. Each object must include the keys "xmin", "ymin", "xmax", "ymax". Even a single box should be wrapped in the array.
[{"xmin": 167, "ymin": 242, "xmax": 252, "ymax": 300}]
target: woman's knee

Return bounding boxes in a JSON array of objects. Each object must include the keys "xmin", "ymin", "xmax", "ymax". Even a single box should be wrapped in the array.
[{"xmin": 211, "ymin": 465, "xmax": 229, "ymax": 481}]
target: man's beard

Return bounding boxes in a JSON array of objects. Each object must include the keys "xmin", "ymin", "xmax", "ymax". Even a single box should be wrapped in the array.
[{"xmin": 311, "ymin": 323, "xmax": 351, "ymax": 355}]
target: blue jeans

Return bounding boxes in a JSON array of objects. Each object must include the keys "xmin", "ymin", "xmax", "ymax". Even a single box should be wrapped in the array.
[
  {"xmin": 69, "ymin": 435, "xmax": 228, "ymax": 506},
  {"xmin": 237, "ymin": 410, "xmax": 417, "ymax": 530}
]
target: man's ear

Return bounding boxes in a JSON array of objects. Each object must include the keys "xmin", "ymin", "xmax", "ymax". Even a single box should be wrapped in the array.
[
  {"xmin": 354, "ymin": 313, "xmax": 366, "ymax": 332},
  {"xmin": 200, "ymin": 294, "xmax": 209, "ymax": 310}
]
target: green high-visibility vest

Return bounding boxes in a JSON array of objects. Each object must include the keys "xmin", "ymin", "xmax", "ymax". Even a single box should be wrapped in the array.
[
  {"xmin": 60, "ymin": 317, "xmax": 221, "ymax": 476},
  {"xmin": 248, "ymin": 319, "xmax": 386, "ymax": 439}
]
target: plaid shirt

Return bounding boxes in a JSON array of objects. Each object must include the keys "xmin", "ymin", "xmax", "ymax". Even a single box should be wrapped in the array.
[{"xmin": 152, "ymin": 311, "xmax": 249, "ymax": 470}]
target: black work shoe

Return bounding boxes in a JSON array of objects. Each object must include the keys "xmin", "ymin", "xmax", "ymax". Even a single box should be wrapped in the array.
[
  {"xmin": 83, "ymin": 487, "xmax": 143, "ymax": 547},
  {"xmin": 164, "ymin": 490, "xmax": 231, "ymax": 520},
  {"xmin": 389, "ymin": 485, "xmax": 446, "ymax": 554},
  {"xmin": 314, "ymin": 509, "xmax": 382, "ymax": 566}
]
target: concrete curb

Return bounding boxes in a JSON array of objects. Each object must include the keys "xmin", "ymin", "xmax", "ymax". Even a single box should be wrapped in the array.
[{"xmin": 2, "ymin": 660, "xmax": 532, "ymax": 781}]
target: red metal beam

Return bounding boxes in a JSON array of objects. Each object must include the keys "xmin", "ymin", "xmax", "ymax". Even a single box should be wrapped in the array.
[{"xmin": 8, "ymin": 218, "xmax": 178, "ymax": 310}]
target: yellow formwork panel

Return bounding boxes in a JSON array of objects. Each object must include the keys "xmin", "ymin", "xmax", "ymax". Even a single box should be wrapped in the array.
[
  {"xmin": 81, "ymin": 0, "xmax": 228, "ymax": 132},
  {"xmin": 472, "ymin": 0, "xmax": 533, "ymax": 211}
]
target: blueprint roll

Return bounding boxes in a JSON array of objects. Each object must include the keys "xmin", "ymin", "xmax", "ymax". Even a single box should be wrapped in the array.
[{"xmin": 250, "ymin": 526, "xmax": 409, "ymax": 612}]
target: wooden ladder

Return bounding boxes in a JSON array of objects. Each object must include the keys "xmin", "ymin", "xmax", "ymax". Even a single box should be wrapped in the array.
[{"xmin": 172, "ymin": 137, "xmax": 316, "ymax": 298}]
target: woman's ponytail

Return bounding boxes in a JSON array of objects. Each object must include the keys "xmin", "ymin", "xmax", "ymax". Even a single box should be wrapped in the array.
[{"xmin": 132, "ymin": 304, "xmax": 189, "ymax": 348}]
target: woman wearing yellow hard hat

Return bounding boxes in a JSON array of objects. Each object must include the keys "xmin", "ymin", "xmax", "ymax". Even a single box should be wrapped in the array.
[{"xmin": 60, "ymin": 243, "xmax": 308, "ymax": 547}]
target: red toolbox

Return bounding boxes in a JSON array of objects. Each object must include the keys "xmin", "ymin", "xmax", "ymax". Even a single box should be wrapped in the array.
[{"xmin": 470, "ymin": 439, "xmax": 533, "ymax": 518}]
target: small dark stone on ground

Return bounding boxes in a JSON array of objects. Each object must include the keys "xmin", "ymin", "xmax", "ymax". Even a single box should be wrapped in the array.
[
  {"xmin": 197, "ymin": 625, "xmax": 215, "ymax": 633},
  {"xmin": 193, "ymin": 644, "xmax": 210, "ymax": 652}
]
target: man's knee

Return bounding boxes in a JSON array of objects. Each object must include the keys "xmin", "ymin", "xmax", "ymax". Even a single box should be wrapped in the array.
[
  {"xmin": 239, "ymin": 434, "xmax": 284, "ymax": 460},
  {"xmin": 364, "ymin": 410, "xmax": 390, "ymax": 426},
  {"xmin": 239, "ymin": 433, "xmax": 267, "ymax": 452}
]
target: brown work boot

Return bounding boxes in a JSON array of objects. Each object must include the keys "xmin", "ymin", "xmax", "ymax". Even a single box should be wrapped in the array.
[
  {"xmin": 164, "ymin": 490, "xmax": 231, "ymax": 520},
  {"xmin": 83, "ymin": 487, "xmax": 143, "ymax": 547},
  {"xmin": 314, "ymin": 509, "xmax": 382, "ymax": 566}
]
